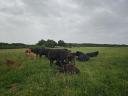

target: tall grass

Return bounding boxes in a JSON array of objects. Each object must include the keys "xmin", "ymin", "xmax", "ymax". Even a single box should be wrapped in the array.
[{"xmin": 0, "ymin": 47, "xmax": 128, "ymax": 96}]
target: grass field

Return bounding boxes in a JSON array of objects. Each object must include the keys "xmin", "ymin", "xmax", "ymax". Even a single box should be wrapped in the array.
[{"xmin": 0, "ymin": 47, "xmax": 128, "ymax": 96}]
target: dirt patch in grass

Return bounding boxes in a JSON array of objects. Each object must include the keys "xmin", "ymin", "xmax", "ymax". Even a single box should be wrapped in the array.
[
  {"xmin": 9, "ymin": 83, "xmax": 18, "ymax": 93},
  {"xmin": 5, "ymin": 59, "xmax": 24, "ymax": 69}
]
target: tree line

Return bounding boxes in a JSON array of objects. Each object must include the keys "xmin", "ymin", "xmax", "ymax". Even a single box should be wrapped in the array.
[
  {"xmin": 0, "ymin": 39, "xmax": 66, "ymax": 49},
  {"xmin": 0, "ymin": 39, "xmax": 128, "ymax": 49}
]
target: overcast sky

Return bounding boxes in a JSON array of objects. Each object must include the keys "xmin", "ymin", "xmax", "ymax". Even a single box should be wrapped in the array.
[{"xmin": 0, "ymin": 0, "xmax": 128, "ymax": 44}]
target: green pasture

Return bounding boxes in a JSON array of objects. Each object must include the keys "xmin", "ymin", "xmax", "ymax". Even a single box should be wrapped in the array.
[{"xmin": 0, "ymin": 47, "xmax": 128, "ymax": 96}]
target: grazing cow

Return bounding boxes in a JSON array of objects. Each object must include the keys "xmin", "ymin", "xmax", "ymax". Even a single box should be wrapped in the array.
[
  {"xmin": 37, "ymin": 48, "xmax": 51, "ymax": 57},
  {"xmin": 47, "ymin": 49, "xmax": 75, "ymax": 66},
  {"xmin": 47, "ymin": 49, "xmax": 69, "ymax": 65},
  {"xmin": 86, "ymin": 51, "xmax": 99, "ymax": 57},
  {"xmin": 55, "ymin": 52, "xmax": 76, "ymax": 66},
  {"xmin": 58, "ymin": 64, "xmax": 80, "ymax": 74},
  {"xmin": 30, "ymin": 47, "xmax": 51, "ymax": 58},
  {"xmin": 41, "ymin": 48, "xmax": 51, "ymax": 57}
]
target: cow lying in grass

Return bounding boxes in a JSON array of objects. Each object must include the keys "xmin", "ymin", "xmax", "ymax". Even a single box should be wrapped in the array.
[
  {"xmin": 75, "ymin": 51, "xmax": 90, "ymax": 61},
  {"xmin": 5, "ymin": 59, "xmax": 21, "ymax": 68},
  {"xmin": 58, "ymin": 64, "xmax": 80, "ymax": 74},
  {"xmin": 78, "ymin": 54, "xmax": 90, "ymax": 61},
  {"xmin": 75, "ymin": 51, "xmax": 99, "ymax": 61},
  {"xmin": 86, "ymin": 51, "xmax": 99, "ymax": 57}
]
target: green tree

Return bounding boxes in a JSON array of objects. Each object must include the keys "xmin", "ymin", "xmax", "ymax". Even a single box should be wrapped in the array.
[
  {"xmin": 58, "ymin": 40, "xmax": 66, "ymax": 47},
  {"xmin": 37, "ymin": 39, "xmax": 46, "ymax": 46},
  {"xmin": 45, "ymin": 39, "xmax": 57, "ymax": 48}
]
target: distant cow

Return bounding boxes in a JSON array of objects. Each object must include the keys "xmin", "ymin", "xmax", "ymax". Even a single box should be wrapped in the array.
[
  {"xmin": 86, "ymin": 51, "xmax": 99, "ymax": 57},
  {"xmin": 75, "ymin": 51, "xmax": 90, "ymax": 61},
  {"xmin": 75, "ymin": 51, "xmax": 84, "ymax": 57},
  {"xmin": 78, "ymin": 54, "xmax": 90, "ymax": 61},
  {"xmin": 58, "ymin": 64, "xmax": 80, "ymax": 74}
]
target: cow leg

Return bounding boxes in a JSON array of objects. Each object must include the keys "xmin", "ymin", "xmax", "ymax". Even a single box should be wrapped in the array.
[
  {"xmin": 56, "ymin": 61, "xmax": 59, "ymax": 66},
  {"xmin": 72, "ymin": 59, "xmax": 75, "ymax": 65},
  {"xmin": 65, "ymin": 59, "xmax": 69, "ymax": 64},
  {"xmin": 39, "ymin": 54, "xmax": 42, "ymax": 58},
  {"xmin": 50, "ymin": 60, "xmax": 53, "ymax": 66},
  {"xmin": 60, "ymin": 60, "xmax": 65, "ymax": 66},
  {"xmin": 57, "ymin": 59, "xmax": 62, "ymax": 67}
]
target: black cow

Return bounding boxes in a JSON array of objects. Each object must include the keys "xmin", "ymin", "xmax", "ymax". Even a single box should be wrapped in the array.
[
  {"xmin": 86, "ymin": 51, "xmax": 99, "ymax": 57},
  {"xmin": 47, "ymin": 49, "xmax": 74, "ymax": 66},
  {"xmin": 30, "ymin": 47, "xmax": 50, "ymax": 58},
  {"xmin": 55, "ymin": 52, "xmax": 76, "ymax": 66},
  {"xmin": 37, "ymin": 48, "xmax": 51, "ymax": 57},
  {"xmin": 78, "ymin": 54, "xmax": 90, "ymax": 61},
  {"xmin": 75, "ymin": 51, "xmax": 84, "ymax": 57},
  {"xmin": 30, "ymin": 48, "xmax": 41, "ymax": 57},
  {"xmin": 75, "ymin": 51, "xmax": 90, "ymax": 61}
]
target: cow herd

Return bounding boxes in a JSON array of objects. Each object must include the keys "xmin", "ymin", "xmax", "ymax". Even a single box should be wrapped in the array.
[{"xmin": 25, "ymin": 48, "xmax": 99, "ymax": 74}]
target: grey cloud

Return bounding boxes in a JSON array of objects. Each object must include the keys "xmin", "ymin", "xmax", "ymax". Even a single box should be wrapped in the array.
[{"xmin": 0, "ymin": 0, "xmax": 128, "ymax": 44}]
